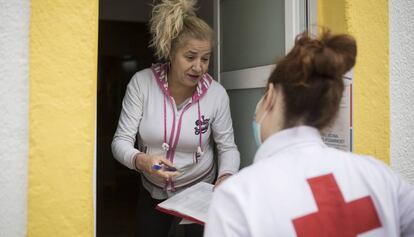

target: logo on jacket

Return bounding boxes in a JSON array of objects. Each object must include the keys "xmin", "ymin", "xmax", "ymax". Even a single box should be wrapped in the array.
[{"xmin": 194, "ymin": 115, "xmax": 210, "ymax": 135}]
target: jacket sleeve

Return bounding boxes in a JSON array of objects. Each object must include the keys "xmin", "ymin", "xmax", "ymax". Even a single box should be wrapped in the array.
[
  {"xmin": 111, "ymin": 73, "xmax": 144, "ymax": 170},
  {"xmin": 211, "ymin": 89, "xmax": 240, "ymax": 177},
  {"xmin": 204, "ymin": 181, "xmax": 248, "ymax": 237},
  {"xmin": 397, "ymin": 175, "xmax": 414, "ymax": 236}
]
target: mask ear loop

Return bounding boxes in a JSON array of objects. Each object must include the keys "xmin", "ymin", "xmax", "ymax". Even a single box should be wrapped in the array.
[
  {"xmin": 254, "ymin": 93, "xmax": 270, "ymax": 144},
  {"xmin": 256, "ymin": 87, "xmax": 274, "ymax": 121}
]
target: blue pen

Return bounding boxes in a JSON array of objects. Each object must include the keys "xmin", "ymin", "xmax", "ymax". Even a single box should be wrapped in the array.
[{"xmin": 152, "ymin": 164, "xmax": 178, "ymax": 172}]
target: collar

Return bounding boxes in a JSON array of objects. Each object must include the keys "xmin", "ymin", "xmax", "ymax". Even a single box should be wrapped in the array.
[
  {"xmin": 254, "ymin": 126, "xmax": 326, "ymax": 163},
  {"xmin": 151, "ymin": 63, "xmax": 213, "ymax": 103}
]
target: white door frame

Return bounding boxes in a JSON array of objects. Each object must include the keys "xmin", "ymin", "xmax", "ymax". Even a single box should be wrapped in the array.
[{"xmin": 215, "ymin": 0, "xmax": 317, "ymax": 90}]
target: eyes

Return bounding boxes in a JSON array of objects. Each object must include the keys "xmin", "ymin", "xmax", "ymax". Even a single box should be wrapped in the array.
[{"xmin": 185, "ymin": 54, "xmax": 210, "ymax": 63}]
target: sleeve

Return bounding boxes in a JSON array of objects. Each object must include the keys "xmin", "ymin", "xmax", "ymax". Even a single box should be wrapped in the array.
[
  {"xmin": 204, "ymin": 184, "xmax": 249, "ymax": 237},
  {"xmin": 210, "ymin": 89, "xmax": 240, "ymax": 177},
  {"xmin": 397, "ymin": 176, "xmax": 414, "ymax": 236},
  {"xmin": 111, "ymin": 73, "xmax": 145, "ymax": 170}
]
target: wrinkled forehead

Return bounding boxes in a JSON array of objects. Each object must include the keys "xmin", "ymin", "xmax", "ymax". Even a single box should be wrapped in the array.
[
  {"xmin": 172, "ymin": 36, "xmax": 212, "ymax": 56},
  {"xmin": 180, "ymin": 38, "xmax": 212, "ymax": 54}
]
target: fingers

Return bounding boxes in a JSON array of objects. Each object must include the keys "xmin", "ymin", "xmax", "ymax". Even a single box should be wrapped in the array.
[
  {"xmin": 143, "ymin": 154, "xmax": 180, "ymax": 179},
  {"xmin": 155, "ymin": 170, "xmax": 181, "ymax": 179},
  {"xmin": 213, "ymin": 174, "xmax": 232, "ymax": 190},
  {"xmin": 159, "ymin": 158, "xmax": 174, "ymax": 167},
  {"xmin": 213, "ymin": 179, "xmax": 222, "ymax": 190}
]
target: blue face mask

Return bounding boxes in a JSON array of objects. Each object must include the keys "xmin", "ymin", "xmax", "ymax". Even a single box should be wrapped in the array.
[
  {"xmin": 252, "ymin": 97, "xmax": 268, "ymax": 147},
  {"xmin": 252, "ymin": 119, "xmax": 262, "ymax": 146}
]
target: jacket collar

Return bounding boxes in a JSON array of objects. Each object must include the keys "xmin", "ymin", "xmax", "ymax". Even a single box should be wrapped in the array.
[
  {"xmin": 254, "ymin": 126, "xmax": 326, "ymax": 163},
  {"xmin": 151, "ymin": 63, "xmax": 213, "ymax": 103}
]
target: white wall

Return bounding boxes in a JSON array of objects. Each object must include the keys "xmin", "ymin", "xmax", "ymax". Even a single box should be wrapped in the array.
[
  {"xmin": 0, "ymin": 0, "xmax": 30, "ymax": 236},
  {"xmin": 390, "ymin": 0, "xmax": 414, "ymax": 183}
]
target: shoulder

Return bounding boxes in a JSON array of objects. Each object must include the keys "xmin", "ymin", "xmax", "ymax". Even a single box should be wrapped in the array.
[
  {"xmin": 130, "ymin": 68, "xmax": 154, "ymax": 84},
  {"xmin": 216, "ymin": 160, "xmax": 276, "ymax": 198},
  {"xmin": 330, "ymin": 148, "xmax": 393, "ymax": 175},
  {"xmin": 350, "ymin": 152, "xmax": 399, "ymax": 180},
  {"xmin": 206, "ymin": 79, "xmax": 228, "ymax": 99},
  {"xmin": 126, "ymin": 68, "xmax": 156, "ymax": 92},
  {"xmin": 209, "ymin": 79, "xmax": 226, "ymax": 92},
  {"xmin": 203, "ymin": 80, "xmax": 230, "ymax": 111},
  {"xmin": 317, "ymin": 147, "xmax": 404, "ymax": 191},
  {"xmin": 227, "ymin": 148, "xmax": 397, "ymax": 190}
]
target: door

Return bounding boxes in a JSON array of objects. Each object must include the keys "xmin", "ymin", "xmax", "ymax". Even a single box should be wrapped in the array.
[{"xmin": 214, "ymin": 0, "xmax": 316, "ymax": 168}]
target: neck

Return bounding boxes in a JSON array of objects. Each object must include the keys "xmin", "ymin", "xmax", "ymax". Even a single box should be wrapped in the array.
[
  {"xmin": 263, "ymin": 116, "xmax": 284, "ymax": 141},
  {"xmin": 167, "ymin": 71, "xmax": 196, "ymax": 105}
]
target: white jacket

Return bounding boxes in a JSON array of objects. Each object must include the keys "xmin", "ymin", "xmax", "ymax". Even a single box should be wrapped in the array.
[
  {"xmin": 205, "ymin": 126, "xmax": 414, "ymax": 237},
  {"xmin": 112, "ymin": 63, "xmax": 240, "ymax": 199}
]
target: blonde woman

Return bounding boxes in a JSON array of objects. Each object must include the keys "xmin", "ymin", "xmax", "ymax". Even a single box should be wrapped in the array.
[{"xmin": 111, "ymin": 0, "xmax": 240, "ymax": 236}]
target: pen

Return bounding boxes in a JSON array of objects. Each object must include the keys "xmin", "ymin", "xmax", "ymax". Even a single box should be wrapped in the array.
[{"xmin": 152, "ymin": 164, "xmax": 178, "ymax": 172}]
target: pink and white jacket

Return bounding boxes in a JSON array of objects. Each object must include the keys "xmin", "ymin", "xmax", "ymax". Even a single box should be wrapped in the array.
[{"xmin": 112, "ymin": 63, "xmax": 240, "ymax": 199}]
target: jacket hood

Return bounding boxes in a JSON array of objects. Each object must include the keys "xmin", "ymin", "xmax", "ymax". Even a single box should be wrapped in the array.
[{"xmin": 151, "ymin": 63, "xmax": 213, "ymax": 103}]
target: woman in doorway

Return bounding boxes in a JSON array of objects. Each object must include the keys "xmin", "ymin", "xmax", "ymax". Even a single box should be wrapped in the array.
[
  {"xmin": 111, "ymin": 0, "xmax": 240, "ymax": 236},
  {"xmin": 205, "ymin": 31, "xmax": 414, "ymax": 236}
]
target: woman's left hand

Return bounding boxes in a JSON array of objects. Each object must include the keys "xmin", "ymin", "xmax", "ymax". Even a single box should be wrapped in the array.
[{"xmin": 214, "ymin": 174, "xmax": 232, "ymax": 188}]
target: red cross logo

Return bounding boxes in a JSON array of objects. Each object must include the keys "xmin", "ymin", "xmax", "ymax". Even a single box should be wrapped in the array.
[{"xmin": 292, "ymin": 173, "xmax": 382, "ymax": 237}]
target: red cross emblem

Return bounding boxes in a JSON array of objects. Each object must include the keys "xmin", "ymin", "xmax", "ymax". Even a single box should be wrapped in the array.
[{"xmin": 292, "ymin": 173, "xmax": 382, "ymax": 237}]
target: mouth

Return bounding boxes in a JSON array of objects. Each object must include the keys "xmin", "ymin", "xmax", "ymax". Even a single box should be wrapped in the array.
[{"xmin": 187, "ymin": 74, "xmax": 200, "ymax": 82}]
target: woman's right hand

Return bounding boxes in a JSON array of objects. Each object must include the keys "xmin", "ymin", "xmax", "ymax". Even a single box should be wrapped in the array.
[{"xmin": 134, "ymin": 153, "xmax": 180, "ymax": 179}]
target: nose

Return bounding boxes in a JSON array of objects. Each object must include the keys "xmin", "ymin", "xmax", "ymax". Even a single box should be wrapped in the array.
[{"xmin": 192, "ymin": 60, "xmax": 202, "ymax": 73}]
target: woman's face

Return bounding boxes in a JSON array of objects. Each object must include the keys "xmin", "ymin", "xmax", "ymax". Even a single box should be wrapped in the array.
[{"xmin": 169, "ymin": 38, "xmax": 211, "ymax": 88}]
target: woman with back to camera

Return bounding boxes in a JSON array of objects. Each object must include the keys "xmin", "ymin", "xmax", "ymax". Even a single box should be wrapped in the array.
[
  {"xmin": 205, "ymin": 30, "xmax": 414, "ymax": 237},
  {"xmin": 111, "ymin": 0, "xmax": 240, "ymax": 236}
]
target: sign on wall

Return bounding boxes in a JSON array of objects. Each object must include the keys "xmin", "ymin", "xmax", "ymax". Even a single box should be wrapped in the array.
[{"xmin": 321, "ymin": 71, "xmax": 354, "ymax": 152}]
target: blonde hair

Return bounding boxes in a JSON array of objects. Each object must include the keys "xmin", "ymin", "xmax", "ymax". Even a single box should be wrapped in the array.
[{"xmin": 149, "ymin": 0, "xmax": 214, "ymax": 61}]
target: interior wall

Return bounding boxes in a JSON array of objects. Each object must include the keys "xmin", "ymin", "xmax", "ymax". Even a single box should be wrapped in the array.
[{"xmin": 96, "ymin": 20, "xmax": 153, "ymax": 236}]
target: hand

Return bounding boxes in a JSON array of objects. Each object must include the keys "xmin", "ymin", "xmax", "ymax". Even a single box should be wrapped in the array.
[
  {"xmin": 135, "ymin": 153, "xmax": 180, "ymax": 179},
  {"xmin": 214, "ymin": 174, "xmax": 232, "ymax": 189}
]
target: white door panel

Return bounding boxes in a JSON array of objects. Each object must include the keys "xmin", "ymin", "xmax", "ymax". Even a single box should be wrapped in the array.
[{"xmin": 216, "ymin": 0, "xmax": 315, "ymax": 167}]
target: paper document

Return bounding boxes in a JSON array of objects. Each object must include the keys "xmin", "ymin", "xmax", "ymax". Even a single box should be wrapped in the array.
[{"xmin": 156, "ymin": 182, "xmax": 214, "ymax": 225}]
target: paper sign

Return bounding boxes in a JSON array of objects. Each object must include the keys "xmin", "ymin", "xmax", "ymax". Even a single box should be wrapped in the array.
[{"xmin": 321, "ymin": 71, "xmax": 353, "ymax": 152}]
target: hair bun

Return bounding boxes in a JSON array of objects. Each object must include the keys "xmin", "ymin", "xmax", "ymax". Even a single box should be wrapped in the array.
[
  {"xmin": 150, "ymin": 0, "xmax": 197, "ymax": 60},
  {"xmin": 314, "ymin": 31, "xmax": 357, "ymax": 79}
]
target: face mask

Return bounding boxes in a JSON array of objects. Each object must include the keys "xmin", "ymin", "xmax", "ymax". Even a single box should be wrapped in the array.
[{"xmin": 252, "ymin": 97, "xmax": 268, "ymax": 147}]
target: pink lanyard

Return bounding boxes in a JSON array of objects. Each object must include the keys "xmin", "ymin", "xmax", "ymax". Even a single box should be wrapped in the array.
[
  {"xmin": 162, "ymin": 95, "xmax": 203, "ymax": 159},
  {"xmin": 196, "ymin": 101, "xmax": 204, "ymax": 158}
]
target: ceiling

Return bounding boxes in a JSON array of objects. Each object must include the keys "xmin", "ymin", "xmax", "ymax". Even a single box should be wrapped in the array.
[{"xmin": 100, "ymin": 0, "xmax": 213, "ymax": 25}]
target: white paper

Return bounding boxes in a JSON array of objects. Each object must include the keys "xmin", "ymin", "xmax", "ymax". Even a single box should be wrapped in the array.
[
  {"xmin": 157, "ymin": 182, "xmax": 214, "ymax": 224},
  {"xmin": 179, "ymin": 218, "xmax": 196, "ymax": 225},
  {"xmin": 321, "ymin": 71, "xmax": 354, "ymax": 152}
]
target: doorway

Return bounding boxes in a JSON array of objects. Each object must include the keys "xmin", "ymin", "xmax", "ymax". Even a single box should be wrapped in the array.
[
  {"xmin": 96, "ymin": 0, "xmax": 213, "ymax": 236},
  {"xmin": 96, "ymin": 0, "xmax": 312, "ymax": 235}
]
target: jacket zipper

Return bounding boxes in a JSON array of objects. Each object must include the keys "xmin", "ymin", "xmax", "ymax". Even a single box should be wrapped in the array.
[{"xmin": 165, "ymin": 98, "xmax": 194, "ymax": 191}]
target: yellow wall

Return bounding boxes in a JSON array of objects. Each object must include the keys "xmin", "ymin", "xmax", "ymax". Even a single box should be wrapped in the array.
[
  {"xmin": 317, "ymin": 0, "xmax": 347, "ymax": 33},
  {"xmin": 318, "ymin": 0, "xmax": 389, "ymax": 164},
  {"xmin": 29, "ymin": 0, "xmax": 98, "ymax": 236}
]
